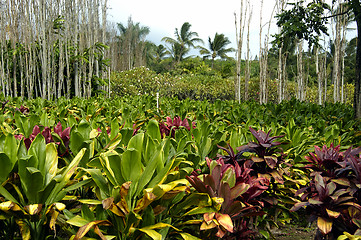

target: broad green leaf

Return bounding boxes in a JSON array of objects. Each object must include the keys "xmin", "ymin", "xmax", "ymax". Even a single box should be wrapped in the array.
[
  {"xmin": 18, "ymin": 155, "xmax": 44, "ymax": 203},
  {"xmin": 46, "ymin": 148, "xmax": 86, "ymax": 205},
  {"xmin": 0, "ymin": 185, "xmax": 19, "ymax": 204},
  {"xmin": 64, "ymin": 178, "xmax": 93, "ymax": 192},
  {"xmin": 44, "ymin": 143, "xmax": 58, "ymax": 185},
  {"xmin": 136, "ymin": 140, "xmax": 167, "ymax": 196},
  {"xmin": 172, "ymin": 193, "xmax": 213, "ymax": 215},
  {"xmin": 70, "ymin": 131, "xmax": 85, "ymax": 155},
  {"xmin": 147, "ymin": 120, "xmax": 161, "ymax": 142},
  {"xmin": 121, "ymin": 148, "xmax": 142, "ymax": 182},
  {"xmin": 0, "ymin": 153, "xmax": 13, "ymax": 182},
  {"xmin": 28, "ymin": 134, "xmax": 46, "ymax": 170},
  {"xmin": 128, "ymin": 133, "xmax": 144, "ymax": 151},
  {"xmin": 4, "ymin": 134, "xmax": 18, "ymax": 165},
  {"xmin": 147, "ymin": 156, "xmax": 176, "ymax": 188},
  {"xmin": 83, "ymin": 169, "xmax": 110, "ymax": 197},
  {"xmin": 106, "ymin": 152, "xmax": 124, "ymax": 186}
]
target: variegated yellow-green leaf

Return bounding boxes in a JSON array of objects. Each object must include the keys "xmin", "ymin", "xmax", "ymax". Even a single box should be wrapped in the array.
[
  {"xmin": 89, "ymin": 129, "xmax": 99, "ymax": 139},
  {"xmin": 44, "ymin": 143, "xmax": 58, "ymax": 185},
  {"xmin": 78, "ymin": 199, "xmax": 102, "ymax": 205},
  {"xmin": 16, "ymin": 219, "xmax": 31, "ymax": 240},
  {"xmin": 136, "ymin": 229, "xmax": 161, "ymax": 240},
  {"xmin": 140, "ymin": 222, "xmax": 181, "ymax": 231},
  {"xmin": 54, "ymin": 202, "xmax": 66, "ymax": 211},
  {"xmin": 180, "ymin": 232, "xmax": 202, "ymax": 240},
  {"xmin": 0, "ymin": 201, "xmax": 14, "ymax": 211},
  {"xmin": 49, "ymin": 210, "xmax": 59, "ymax": 230},
  {"xmin": 317, "ymin": 217, "xmax": 333, "ymax": 235},
  {"xmin": 25, "ymin": 204, "xmax": 42, "ymax": 215},
  {"xmin": 180, "ymin": 220, "xmax": 203, "ymax": 225},
  {"xmin": 332, "ymin": 178, "xmax": 350, "ymax": 186},
  {"xmin": 67, "ymin": 215, "xmax": 90, "ymax": 227},
  {"xmin": 149, "ymin": 179, "xmax": 188, "ymax": 199},
  {"xmin": 252, "ymin": 157, "xmax": 264, "ymax": 163},
  {"xmin": 134, "ymin": 192, "xmax": 156, "ymax": 213},
  {"xmin": 74, "ymin": 220, "xmax": 112, "ymax": 240},
  {"xmin": 46, "ymin": 148, "xmax": 86, "ymax": 205}
]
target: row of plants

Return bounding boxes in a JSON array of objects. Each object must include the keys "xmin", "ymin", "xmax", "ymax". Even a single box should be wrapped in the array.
[
  {"xmin": 0, "ymin": 96, "xmax": 360, "ymax": 239},
  {"xmin": 110, "ymin": 66, "xmax": 355, "ymax": 104}
]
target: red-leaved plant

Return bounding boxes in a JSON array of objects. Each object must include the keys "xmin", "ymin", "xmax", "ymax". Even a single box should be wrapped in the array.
[
  {"xmin": 159, "ymin": 116, "xmax": 195, "ymax": 138},
  {"xmin": 292, "ymin": 144, "xmax": 361, "ymax": 239},
  {"xmin": 186, "ymin": 157, "xmax": 269, "ymax": 239},
  {"xmin": 17, "ymin": 122, "xmax": 71, "ymax": 156}
]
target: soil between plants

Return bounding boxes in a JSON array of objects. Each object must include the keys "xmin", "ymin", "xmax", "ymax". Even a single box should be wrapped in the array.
[{"xmin": 270, "ymin": 223, "xmax": 316, "ymax": 240}]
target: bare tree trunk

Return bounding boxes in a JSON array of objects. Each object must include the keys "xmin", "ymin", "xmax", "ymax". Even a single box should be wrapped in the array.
[
  {"xmin": 340, "ymin": 4, "xmax": 347, "ymax": 103},
  {"xmin": 259, "ymin": 0, "xmax": 276, "ymax": 104},
  {"xmin": 259, "ymin": 0, "xmax": 264, "ymax": 104},
  {"xmin": 333, "ymin": 4, "xmax": 342, "ymax": 103},
  {"xmin": 277, "ymin": 0, "xmax": 287, "ymax": 103},
  {"xmin": 245, "ymin": 1, "xmax": 252, "ymax": 101},
  {"xmin": 316, "ymin": 47, "xmax": 323, "ymax": 105},
  {"xmin": 235, "ymin": 0, "xmax": 245, "ymax": 103},
  {"xmin": 296, "ymin": 39, "xmax": 305, "ymax": 101}
]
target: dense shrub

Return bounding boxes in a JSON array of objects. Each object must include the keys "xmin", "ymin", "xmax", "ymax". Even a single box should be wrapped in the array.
[
  {"xmin": 111, "ymin": 66, "xmax": 235, "ymax": 101},
  {"xmin": 111, "ymin": 66, "xmax": 355, "ymax": 105}
]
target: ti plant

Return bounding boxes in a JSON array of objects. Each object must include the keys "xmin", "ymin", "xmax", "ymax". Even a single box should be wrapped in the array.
[
  {"xmin": 218, "ymin": 127, "xmax": 300, "ymax": 237},
  {"xmin": 235, "ymin": 127, "xmax": 286, "ymax": 184},
  {"xmin": 186, "ymin": 156, "xmax": 269, "ymax": 239},
  {"xmin": 0, "ymin": 133, "xmax": 87, "ymax": 240},
  {"xmin": 67, "ymin": 120, "xmax": 197, "ymax": 239},
  {"xmin": 159, "ymin": 116, "xmax": 195, "ymax": 138},
  {"xmin": 291, "ymin": 144, "xmax": 361, "ymax": 239}
]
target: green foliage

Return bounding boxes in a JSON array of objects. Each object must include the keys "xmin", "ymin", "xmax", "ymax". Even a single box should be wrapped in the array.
[
  {"xmin": 273, "ymin": 0, "xmax": 330, "ymax": 47},
  {"xmin": 0, "ymin": 95, "xmax": 359, "ymax": 239},
  {"xmin": 111, "ymin": 66, "xmax": 235, "ymax": 101}
]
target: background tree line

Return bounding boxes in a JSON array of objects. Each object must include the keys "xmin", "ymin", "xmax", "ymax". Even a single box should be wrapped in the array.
[
  {"xmin": 0, "ymin": 0, "xmax": 359, "ymax": 116},
  {"xmin": 0, "ymin": 0, "xmax": 109, "ymax": 99}
]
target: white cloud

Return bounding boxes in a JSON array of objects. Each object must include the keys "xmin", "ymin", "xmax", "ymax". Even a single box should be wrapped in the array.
[{"xmin": 107, "ymin": 0, "xmax": 356, "ymax": 59}]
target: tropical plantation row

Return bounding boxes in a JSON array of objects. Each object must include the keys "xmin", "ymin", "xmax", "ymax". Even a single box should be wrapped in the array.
[{"xmin": 0, "ymin": 95, "xmax": 361, "ymax": 239}]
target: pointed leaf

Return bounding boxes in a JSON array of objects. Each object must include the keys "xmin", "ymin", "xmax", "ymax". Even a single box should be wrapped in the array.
[
  {"xmin": 326, "ymin": 209, "xmax": 340, "ymax": 218},
  {"xmin": 215, "ymin": 213, "xmax": 233, "ymax": 233},
  {"xmin": 46, "ymin": 148, "xmax": 86, "ymax": 205},
  {"xmin": 121, "ymin": 148, "xmax": 142, "ymax": 182},
  {"xmin": 180, "ymin": 232, "xmax": 202, "ymax": 240},
  {"xmin": 136, "ymin": 229, "xmax": 162, "ymax": 240},
  {"xmin": 317, "ymin": 217, "xmax": 333, "ymax": 235}
]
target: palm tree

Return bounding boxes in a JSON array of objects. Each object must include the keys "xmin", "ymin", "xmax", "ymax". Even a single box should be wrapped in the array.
[
  {"xmin": 154, "ymin": 44, "xmax": 168, "ymax": 61},
  {"xmin": 200, "ymin": 33, "xmax": 234, "ymax": 68},
  {"xmin": 117, "ymin": 17, "xmax": 150, "ymax": 69},
  {"xmin": 162, "ymin": 22, "xmax": 203, "ymax": 62}
]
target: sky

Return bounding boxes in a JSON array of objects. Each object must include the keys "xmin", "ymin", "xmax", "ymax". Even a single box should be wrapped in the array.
[{"xmin": 107, "ymin": 0, "xmax": 357, "ymax": 59}]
